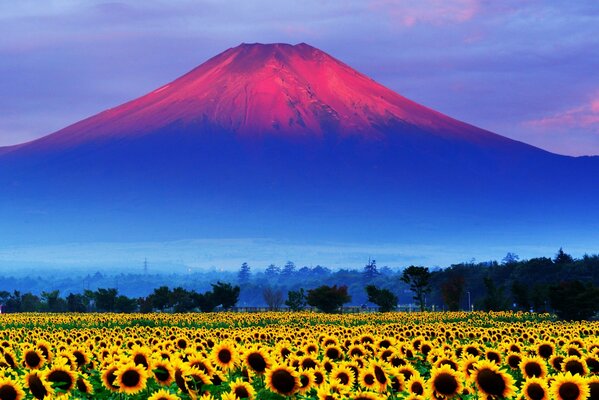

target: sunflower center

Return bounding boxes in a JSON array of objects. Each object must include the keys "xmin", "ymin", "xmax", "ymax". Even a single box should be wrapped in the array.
[
  {"xmin": 374, "ymin": 366, "xmax": 387, "ymax": 384},
  {"xmin": 271, "ymin": 369, "xmax": 296, "ymax": 394},
  {"xmin": 336, "ymin": 372, "xmax": 350, "ymax": 385},
  {"xmin": 558, "ymin": 382, "xmax": 580, "ymax": 400},
  {"xmin": 0, "ymin": 384, "xmax": 18, "ymax": 400},
  {"xmin": 314, "ymin": 372, "xmax": 324, "ymax": 384},
  {"xmin": 301, "ymin": 358, "xmax": 317, "ymax": 369},
  {"xmin": 48, "ymin": 369, "xmax": 74, "ymax": 391},
  {"xmin": 526, "ymin": 382, "xmax": 545, "ymax": 400},
  {"xmin": 434, "ymin": 372, "xmax": 458, "ymax": 395},
  {"xmin": 391, "ymin": 376, "xmax": 403, "ymax": 392},
  {"xmin": 524, "ymin": 362, "xmax": 543, "ymax": 377},
  {"xmin": 25, "ymin": 351, "xmax": 42, "ymax": 367},
  {"xmin": 589, "ymin": 382, "xmax": 599, "ymax": 399},
  {"xmin": 364, "ymin": 373, "xmax": 375, "ymax": 385},
  {"xmin": 326, "ymin": 347, "xmax": 341, "ymax": 360},
  {"xmin": 508, "ymin": 355, "xmax": 521, "ymax": 369},
  {"xmin": 121, "ymin": 370, "xmax": 141, "ymax": 387},
  {"xmin": 218, "ymin": 349, "xmax": 232, "ymax": 364},
  {"xmin": 154, "ymin": 366, "xmax": 170, "ymax": 382},
  {"xmin": 564, "ymin": 360, "xmax": 584, "ymax": 375},
  {"xmin": 27, "ymin": 374, "xmax": 48, "ymax": 399},
  {"xmin": 299, "ymin": 375, "xmax": 309, "ymax": 388},
  {"xmin": 76, "ymin": 377, "xmax": 90, "ymax": 393},
  {"xmin": 477, "ymin": 368, "xmax": 506, "ymax": 396},
  {"xmin": 134, "ymin": 354, "xmax": 148, "ymax": 368},
  {"xmin": 73, "ymin": 351, "xmax": 86, "ymax": 367},
  {"xmin": 247, "ymin": 353, "xmax": 267, "ymax": 372},
  {"xmin": 411, "ymin": 381, "xmax": 424, "ymax": 395},
  {"xmin": 487, "ymin": 352, "xmax": 500, "ymax": 363},
  {"xmin": 538, "ymin": 344, "xmax": 553, "ymax": 358},
  {"xmin": 234, "ymin": 386, "xmax": 250, "ymax": 398}
]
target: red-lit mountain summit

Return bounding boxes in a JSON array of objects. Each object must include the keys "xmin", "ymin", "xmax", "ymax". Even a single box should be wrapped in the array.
[{"xmin": 1, "ymin": 43, "xmax": 598, "ymax": 248}]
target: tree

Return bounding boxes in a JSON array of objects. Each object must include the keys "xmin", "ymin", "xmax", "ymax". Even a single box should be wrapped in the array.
[
  {"xmin": 170, "ymin": 287, "xmax": 195, "ymax": 312},
  {"xmin": 549, "ymin": 281, "xmax": 599, "ymax": 320},
  {"xmin": 554, "ymin": 248, "xmax": 574, "ymax": 265},
  {"xmin": 440, "ymin": 273, "xmax": 465, "ymax": 311},
  {"xmin": 502, "ymin": 252, "xmax": 520, "ymax": 265},
  {"xmin": 400, "ymin": 266, "xmax": 431, "ymax": 311},
  {"xmin": 263, "ymin": 287, "xmax": 284, "ymax": 311},
  {"xmin": 94, "ymin": 288, "xmax": 118, "ymax": 312},
  {"xmin": 211, "ymin": 281, "xmax": 240, "ymax": 310},
  {"xmin": 282, "ymin": 261, "xmax": 296, "ymax": 277},
  {"xmin": 285, "ymin": 288, "xmax": 307, "ymax": 311},
  {"xmin": 66, "ymin": 293, "xmax": 88, "ymax": 313},
  {"xmin": 306, "ymin": 285, "xmax": 351, "ymax": 313},
  {"xmin": 195, "ymin": 292, "xmax": 218, "ymax": 312},
  {"xmin": 265, "ymin": 264, "xmax": 280, "ymax": 279},
  {"xmin": 150, "ymin": 286, "xmax": 172, "ymax": 311},
  {"xmin": 363, "ymin": 258, "xmax": 379, "ymax": 281},
  {"xmin": 481, "ymin": 277, "xmax": 509, "ymax": 311},
  {"xmin": 365, "ymin": 285, "xmax": 397, "ymax": 312},
  {"xmin": 511, "ymin": 280, "xmax": 530, "ymax": 311},
  {"xmin": 21, "ymin": 293, "xmax": 42, "ymax": 312},
  {"xmin": 238, "ymin": 262, "xmax": 251, "ymax": 284},
  {"xmin": 41, "ymin": 290, "xmax": 65, "ymax": 312},
  {"xmin": 114, "ymin": 295, "xmax": 138, "ymax": 313}
]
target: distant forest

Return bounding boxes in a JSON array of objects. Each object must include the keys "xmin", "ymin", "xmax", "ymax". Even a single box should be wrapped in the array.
[{"xmin": 0, "ymin": 248, "xmax": 597, "ymax": 316}]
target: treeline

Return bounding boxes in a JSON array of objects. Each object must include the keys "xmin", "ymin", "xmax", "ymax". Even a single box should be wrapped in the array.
[{"xmin": 0, "ymin": 249, "xmax": 598, "ymax": 319}]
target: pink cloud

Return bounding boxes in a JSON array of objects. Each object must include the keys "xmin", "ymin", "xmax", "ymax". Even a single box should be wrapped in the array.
[
  {"xmin": 369, "ymin": 0, "xmax": 480, "ymax": 27},
  {"xmin": 525, "ymin": 94, "xmax": 599, "ymax": 132}
]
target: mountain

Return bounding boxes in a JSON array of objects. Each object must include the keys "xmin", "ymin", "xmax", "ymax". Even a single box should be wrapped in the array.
[{"xmin": 1, "ymin": 43, "xmax": 598, "ymax": 261}]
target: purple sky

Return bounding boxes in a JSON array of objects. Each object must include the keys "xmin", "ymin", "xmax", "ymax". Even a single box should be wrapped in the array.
[{"xmin": 1, "ymin": 1, "xmax": 599, "ymax": 155}]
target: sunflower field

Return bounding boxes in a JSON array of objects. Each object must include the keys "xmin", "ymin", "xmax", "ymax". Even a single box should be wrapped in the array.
[{"xmin": 0, "ymin": 311, "xmax": 596, "ymax": 399}]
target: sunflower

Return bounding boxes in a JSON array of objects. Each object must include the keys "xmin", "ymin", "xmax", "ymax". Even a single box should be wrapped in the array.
[
  {"xmin": 265, "ymin": 364, "xmax": 299, "ymax": 396},
  {"xmin": 297, "ymin": 368, "xmax": 314, "ymax": 394},
  {"xmin": 243, "ymin": 347, "xmax": 271, "ymax": 374},
  {"xmin": 506, "ymin": 352, "xmax": 522, "ymax": 370},
  {"xmin": 315, "ymin": 383, "xmax": 342, "ymax": 400},
  {"xmin": 330, "ymin": 363, "xmax": 355, "ymax": 389},
  {"xmin": 426, "ymin": 364, "xmax": 464, "ymax": 399},
  {"xmin": 312, "ymin": 368, "xmax": 326, "ymax": 387},
  {"xmin": 229, "ymin": 377, "xmax": 256, "ymax": 399},
  {"xmin": 212, "ymin": 342, "xmax": 238, "ymax": 370},
  {"xmin": 324, "ymin": 345, "xmax": 344, "ymax": 361},
  {"xmin": 187, "ymin": 355, "xmax": 214, "ymax": 375},
  {"xmin": 359, "ymin": 368, "xmax": 378, "ymax": 391},
  {"xmin": 148, "ymin": 388, "xmax": 180, "ymax": 400},
  {"xmin": 115, "ymin": 362, "xmax": 148, "ymax": 395},
  {"xmin": 520, "ymin": 356, "xmax": 548, "ymax": 379},
  {"xmin": 152, "ymin": 359, "xmax": 175, "ymax": 386},
  {"xmin": 131, "ymin": 346, "xmax": 152, "ymax": 370},
  {"xmin": 551, "ymin": 355, "xmax": 566, "ymax": 372},
  {"xmin": 45, "ymin": 364, "xmax": 77, "ymax": 394},
  {"xmin": 350, "ymin": 392, "xmax": 385, "ymax": 400},
  {"xmin": 71, "ymin": 349, "xmax": 89, "ymax": 369},
  {"xmin": 36, "ymin": 341, "xmax": 53, "ymax": 363},
  {"xmin": 587, "ymin": 376, "xmax": 599, "ymax": 400},
  {"xmin": 549, "ymin": 371, "xmax": 590, "ymax": 400},
  {"xmin": 406, "ymin": 375, "xmax": 426, "ymax": 396},
  {"xmin": 24, "ymin": 371, "xmax": 53, "ymax": 400},
  {"xmin": 101, "ymin": 365, "xmax": 119, "ymax": 392},
  {"xmin": 562, "ymin": 356, "xmax": 589, "ymax": 376},
  {"xmin": 522, "ymin": 377, "xmax": 550, "ymax": 400},
  {"xmin": 459, "ymin": 354, "xmax": 479, "ymax": 378},
  {"xmin": 21, "ymin": 347, "xmax": 45, "ymax": 370},
  {"xmin": 186, "ymin": 367, "xmax": 212, "ymax": 393},
  {"xmin": 0, "ymin": 378, "xmax": 25, "ymax": 400},
  {"xmin": 75, "ymin": 376, "xmax": 93, "ymax": 395},
  {"xmin": 537, "ymin": 341, "xmax": 555, "ymax": 359},
  {"xmin": 471, "ymin": 359, "xmax": 516, "ymax": 398}
]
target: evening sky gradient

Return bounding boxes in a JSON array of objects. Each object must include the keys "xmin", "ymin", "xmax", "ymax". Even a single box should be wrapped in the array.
[{"xmin": 1, "ymin": 0, "xmax": 599, "ymax": 155}]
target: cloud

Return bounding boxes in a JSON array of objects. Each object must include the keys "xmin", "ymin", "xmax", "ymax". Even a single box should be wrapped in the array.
[
  {"xmin": 369, "ymin": 0, "xmax": 480, "ymax": 27},
  {"xmin": 524, "ymin": 93, "xmax": 599, "ymax": 132}
]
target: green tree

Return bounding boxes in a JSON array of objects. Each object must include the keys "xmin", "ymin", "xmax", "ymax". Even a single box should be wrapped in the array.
[
  {"xmin": 306, "ymin": 285, "xmax": 351, "ymax": 313},
  {"xmin": 66, "ymin": 293, "xmax": 88, "ymax": 312},
  {"xmin": 114, "ymin": 295, "xmax": 137, "ymax": 313},
  {"xmin": 511, "ymin": 280, "xmax": 530, "ymax": 311},
  {"xmin": 440, "ymin": 273, "xmax": 465, "ymax": 311},
  {"xmin": 238, "ymin": 262, "xmax": 251, "ymax": 284},
  {"xmin": 150, "ymin": 286, "xmax": 172, "ymax": 311},
  {"xmin": 554, "ymin": 247, "xmax": 574, "ymax": 265},
  {"xmin": 170, "ymin": 287, "xmax": 195, "ymax": 312},
  {"xmin": 549, "ymin": 281, "xmax": 599, "ymax": 320},
  {"xmin": 365, "ymin": 285, "xmax": 397, "ymax": 312},
  {"xmin": 481, "ymin": 276, "xmax": 509, "ymax": 311},
  {"xmin": 211, "ymin": 281, "xmax": 240, "ymax": 310},
  {"xmin": 400, "ymin": 266, "xmax": 431, "ymax": 311},
  {"xmin": 285, "ymin": 288, "xmax": 307, "ymax": 311},
  {"xmin": 363, "ymin": 259, "xmax": 379, "ymax": 282},
  {"xmin": 94, "ymin": 288, "xmax": 118, "ymax": 312}
]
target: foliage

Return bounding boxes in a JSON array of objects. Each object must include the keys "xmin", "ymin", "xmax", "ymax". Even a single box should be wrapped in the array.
[
  {"xmin": 262, "ymin": 287, "xmax": 284, "ymax": 311},
  {"xmin": 306, "ymin": 285, "xmax": 351, "ymax": 313},
  {"xmin": 548, "ymin": 280, "xmax": 599, "ymax": 320},
  {"xmin": 365, "ymin": 285, "xmax": 397, "ymax": 312},
  {"xmin": 285, "ymin": 288, "xmax": 307, "ymax": 311},
  {"xmin": 400, "ymin": 265, "xmax": 431, "ymax": 311}
]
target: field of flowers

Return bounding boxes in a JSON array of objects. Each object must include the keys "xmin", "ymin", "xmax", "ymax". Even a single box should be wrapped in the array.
[{"xmin": 0, "ymin": 311, "xmax": 596, "ymax": 399}]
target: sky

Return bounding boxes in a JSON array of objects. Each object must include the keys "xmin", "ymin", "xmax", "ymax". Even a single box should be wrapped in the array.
[{"xmin": 1, "ymin": 1, "xmax": 599, "ymax": 156}]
